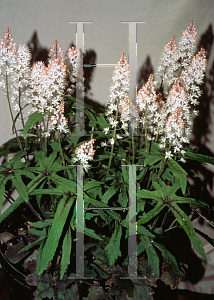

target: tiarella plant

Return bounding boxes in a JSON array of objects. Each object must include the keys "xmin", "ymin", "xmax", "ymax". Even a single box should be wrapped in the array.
[{"xmin": 0, "ymin": 22, "xmax": 213, "ymax": 300}]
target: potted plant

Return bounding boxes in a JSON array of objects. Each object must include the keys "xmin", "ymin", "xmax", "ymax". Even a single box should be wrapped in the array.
[{"xmin": 0, "ymin": 21, "xmax": 213, "ymax": 300}]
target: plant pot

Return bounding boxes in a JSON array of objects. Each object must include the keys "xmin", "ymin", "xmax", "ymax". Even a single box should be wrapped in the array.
[
  {"xmin": 0, "ymin": 204, "xmax": 38, "ymax": 300},
  {"xmin": 0, "ymin": 248, "xmax": 35, "ymax": 300}
]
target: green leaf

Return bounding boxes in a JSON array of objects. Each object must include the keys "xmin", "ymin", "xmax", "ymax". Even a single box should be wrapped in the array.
[
  {"xmin": 23, "ymin": 111, "xmax": 45, "ymax": 139},
  {"xmin": 37, "ymin": 195, "xmax": 75, "ymax": 275},
  {"xmin": 167, "ymin": 159, "xmax": 187, "ymax": 194},
  {"xmin": 34, "ymin": 282, "xmax": 55, "ymax": 300},
  {"xmin": 28, "ymin": 227, "xmax": 46, "ymax": 236},
  {"xmin": 152, "ymin": 181, "xmax": 165, "ymax": 199},
  {"xmin": 102, "ymin": 186, "xmax": 119, "ymax": 205},
  {"xmin": 141, "ymin": 236, "xmax": 160, "ymax": 276},
  {"xmin": 36, "ymin": 240, "xmax": 45, "ymax": 276},
  {"xmin": 93, "ymin": 154, "xmax": 110, "ymax": 162},
  {"xmin": 30, "ymin": 187, "xmax": 67, "ymax": 196},
  {"xmin": 70, "ymin": 131, "xmax": 85, "ymax": 147},
  {"xmin": 137, "ymin": 225, "xmax": 155, "ymax": 238},
  {"xmin": 60, "ymin": 227, "xmax": 72, "ymax": 279},
  {"xmin": 50, "ymin": 174, "xmax": 76, "ymax": 193},
  {"xmin": 97, "ymin": 113, "xmax": 109, "ymax": 129},
  {"xmin": 185, "ymin": 148, "xmax": 214, "ymax": 165},
  {"xmin": 137, "ymin": 239, "xmax": 146, "ymax": 256},
  {"xmin": 82, "ymin": 286, "xmax": 113, "ymax": 300},
  {"xmin": 8, "ymin": 150, "xmax": 27, "ymax": 166},
  {"xmin": 64, "ymin": 283, "xmax": 79, "ymax": 300},
  {"xmin": 152, "ymin": 241, "xmax": 180, "ymax": 273},
  {"xmin": 104, "ymin": 223, "xmax": 122, "ymax": 265},
  {"xmin": 118, "ymin": 186, "xmax": 128, "ymax": 207},
  {"xmin": 137, "ymin": 199, "xmax": 146, "ymax": 213},
  {"xmin": 84, "ymin": 195, "xmax": 121, "ymax": 222},
  {"xmin": 137, "ymin": 189, "xmax": 160, "ymax": 201},
  {"xmin": 0, "ymin": 196, "xmax": 25, "ymax": 223},
  {"xmin": 82, "ymin": 227, "xmax": 103, "ymax": 241},
  {"xmin": 46, "ymin": 152, "xmax": 58, "ymax": 171},
  {"xmin": 0, "ymin": 180, "xmax": 6, "ymax": 212},
  {"xmin": 18, "ymin": 235, "xmax": 46, "ymax": 253},
  {"xmin": 84, "ymin": 179, "xmax": 104, "ymax": 191},
  {"xmin": 169, "ymin": 203, "xmax": 206, "ymax": 260},
  {"xmin": 27, "ymin": 174, "xmax": 47, "ymax": 194},
  {"xmin": 28, "ymin": 219, "xmax": 53, "ymax": 228},
  {"xmin": 13, "ymin": 176, "xmax": 28, "ymax": 202},
  {"xmin": 117, "ymin": 148, "xmax": 126, "ymax": 159},
  {"xmin": 144, "ymin": 154, "xmax": 163, "ymax": 166},
  {"xmin": 194, "ymin": 228, "xmax": 214, "ymax": 247},
  {"xmin": 137, "ymin": 203, "xmax": 165, "ymax": 225},
  {"xmin": 122, "ymin": 164, "xmax": 129, "ymax": 184}
]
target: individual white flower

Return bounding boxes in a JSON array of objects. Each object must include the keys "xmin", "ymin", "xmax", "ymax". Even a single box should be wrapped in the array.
[
  {"xmin": 44, "ymin": 132, "xmax": 50, "ymax": 138},
  {"xmin": 179, "ymin": 158, "xmax": 186, "ymax": 163},
  {"xmin": 159, "ymin": 144, "xmax": 165, "ymax": 149},
  {"xmin": 165, "ymin": 151, "xmax": 173, "ymax": 159},
  {"xmin": 101, "ymin": 141, "xmax": 107, "ymax": 147},
  {"xmin": 173, "ymin": 146, "xmax": 180, "ymax": 153},
  {"xmin": 116, "ymin": 134, "xmax": 122, "ymax": 139},
  {"xmin": 180, "ymin": 150, "xmax": 186, "ymax": 156},
  {"xmin": 110, "ymin": 138, "xmax": 114, "ymax": 145},
  {"xmin": 109, "ymin": 119, "xmax": 118, "ymax": 128},
  {"xmin": 103, "ymin": 127, "xmax": 109, "ymax": 134}
]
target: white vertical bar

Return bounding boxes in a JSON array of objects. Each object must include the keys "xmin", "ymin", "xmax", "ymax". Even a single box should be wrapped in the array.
[
  {"xmin": 76, "ymin": 165, "xmax": 84, "ymax": 278},
  {"xmin": 128, "ymin": 165, "xmax": 137, "ymax": 277}
]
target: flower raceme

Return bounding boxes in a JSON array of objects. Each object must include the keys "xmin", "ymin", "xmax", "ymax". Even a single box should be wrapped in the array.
[
  {"xmin": 0, "ymin": 29, "xmax": 81, "ymax": 140},
  {"xmin": 0, "ymin": 28, "xmax": 31, "ymax": 117},
  {"xmin": 136, "ymin": 74, "xmax": 165, "ymax": 140},
  {"xmin": 0, "ymin": 23, "xmax": 207, "ymax": 167},
  {"xmin": 30, "ymin": 57, "xmax": 67, "ymax": 137},
  {"xmin": 155, "ymin": 36, "xmax": 177, "ymax": 88},
  {"xmin": 65, "ymin": 46, "xmax": 80, "ymax": 96},
  {"xmin": 105, "ymin": 53, "xmax": 130, "ymax": 140},
  {"xmin": 48, "ymin": 40, "xmax": 64, "ymax": 63},
  {"xmin": 99, "ymin": 21, "xmax": 206, "ymax": 162},
  {"xmin": 177, "ymin": 20, "xmax": 197, "ymax": 68},
  {"xmin": 180, "ymin": 48, "xmax": 207, "ymax": 114},
  {"xmin": 73, "ymin": 139, "xmax": 96, "ymax": 171},
  {"xmin": 136, "ymin": 21, "xmax": 206, "ymax": 159},
  {"xmin": 30, "ymin": 42, "xmax": 80, "ymax": 137},
  {"xmin": 162, "ymin": 80, "xmax": 191, "ymax": 157}
]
